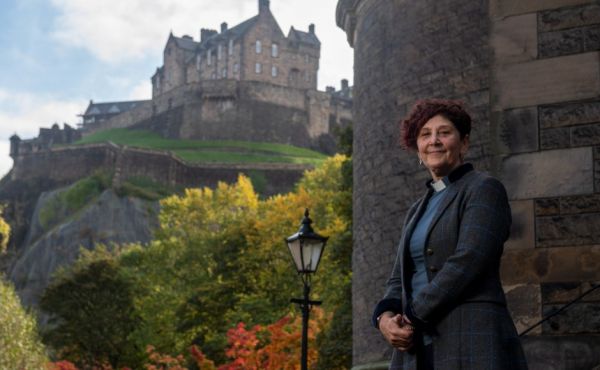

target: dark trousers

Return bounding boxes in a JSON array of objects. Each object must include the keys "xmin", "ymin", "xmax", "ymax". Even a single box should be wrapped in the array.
[{"xmin": 417, "ymin": 344, "xmax": 434, "ymax": 370}]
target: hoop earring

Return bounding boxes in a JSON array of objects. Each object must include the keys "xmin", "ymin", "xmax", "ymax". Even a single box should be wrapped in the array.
[{"xmin": 418, "ymin": 157, "xmax": 423, "ymax": 165}]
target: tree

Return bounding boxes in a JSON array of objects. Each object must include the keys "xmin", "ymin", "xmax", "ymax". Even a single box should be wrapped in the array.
[
  {"xmin": 0, "ymin": 277, "xmax": 48, "ymax": 369},
  {"xmin": 40, "ymin": 247, "xmax": 144, "ymax": 368}
]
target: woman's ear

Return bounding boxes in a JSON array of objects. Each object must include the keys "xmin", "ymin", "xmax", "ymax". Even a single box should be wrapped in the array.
[{"xmin": 461, "ymin": 134, "xmax": 470, "ymax": 155}]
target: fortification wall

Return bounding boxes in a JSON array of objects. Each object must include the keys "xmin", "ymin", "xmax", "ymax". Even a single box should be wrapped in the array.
[
  {"xmin": 82, "ymin": 80, "xmax": 351, "ymax": 154},
  {"xmin": 10, "ymin": 143, "xmax": 309, "ymax": 197},
  {"xmin": 337, "ymin": 0, "xmax": 600, "ymax": 369}
]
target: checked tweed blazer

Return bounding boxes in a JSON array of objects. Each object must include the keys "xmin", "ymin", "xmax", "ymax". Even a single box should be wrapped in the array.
[{"xmin": 373, "ymin": 164, "xmax": 528, "ymax": 370}]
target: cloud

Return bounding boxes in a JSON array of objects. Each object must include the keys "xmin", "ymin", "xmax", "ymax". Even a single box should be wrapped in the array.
[
  {"xmin": 0, "ymin": 87, "xmax": 86, "ymax": 176},
  {"xmin": 127, "ymin": 80, "xmax": 152, "ymax": 100},
  {"xmin": 49, "ymin": 0, "xmax": 255, "ymax": 64}
]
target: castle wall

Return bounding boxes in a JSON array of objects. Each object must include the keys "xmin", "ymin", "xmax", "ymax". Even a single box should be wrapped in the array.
[
  {"xmin": 337, "ymin": 0, "xmax": 600, "ymax": 369},
  {"xmin": 83, "ymin": 80, "xmax": 350, "ymax": 153},
  {"xmin": 10, "ymin": 143, "xmax": 309, "ymax": 197}
]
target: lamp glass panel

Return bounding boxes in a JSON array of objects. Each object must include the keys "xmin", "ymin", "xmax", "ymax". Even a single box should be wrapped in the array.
[
  {"xmin": 287, "ymin": 239, "xmax": 303, "ymax": 271},
  {"xmin": 303, "ymin": 240, "xmax": 324, "ymax": 272}
]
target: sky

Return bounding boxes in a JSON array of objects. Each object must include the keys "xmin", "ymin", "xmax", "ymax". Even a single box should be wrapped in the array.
[{"xmin": 0, "ymin": 0, "xmax": 353, "ymax": 177}]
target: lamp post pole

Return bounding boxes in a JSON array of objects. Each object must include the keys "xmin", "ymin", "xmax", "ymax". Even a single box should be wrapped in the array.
[{"xmin": 286, "ymin": 209, "xmax": 328, "ymax": 370}]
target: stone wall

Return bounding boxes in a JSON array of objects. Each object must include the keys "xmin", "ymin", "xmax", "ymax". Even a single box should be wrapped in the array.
[
  {"xmin": 337, "ymin": 0, "xmax": 600, "ymax": 369},
  {"xmin": 83, "ymin": 80, "xmax": 351, "ymax": 154},
  {"xmin": 10, "ymin": 143, "xmax": 310, "ymax": 198}
]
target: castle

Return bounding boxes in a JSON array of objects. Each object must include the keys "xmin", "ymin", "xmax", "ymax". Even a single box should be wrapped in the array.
[{"xmin": 76, "ymin": 0, "xmax": 352, "ymax": 154}]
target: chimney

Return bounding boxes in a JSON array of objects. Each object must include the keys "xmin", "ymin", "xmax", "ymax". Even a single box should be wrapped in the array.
[
  {"xmin": 309, "ymin": 23, "xmax": 315, "ymax": 34},
  {"xmin": 221, "ymin": 22, "xmax": 228, "ymax": 33},
  {"xmin": 259, "ymin": 0, "xmax": 270, "ymax": 13},
  {"xmin": 341, "ymin": 79, "xmax": 349, "ymax": 90},
  {"xmin": 326, "ymin": 86, "xmax": 335, "ymax": 93},
  {"xmin": 201, "ymin": 28, "xmax": 217, "ymax": 42}
]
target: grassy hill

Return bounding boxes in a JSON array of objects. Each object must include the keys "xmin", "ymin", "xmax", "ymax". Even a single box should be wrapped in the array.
[{"xmin": 74, "ymin": 128, "xmax": 327, "ymax": 166}]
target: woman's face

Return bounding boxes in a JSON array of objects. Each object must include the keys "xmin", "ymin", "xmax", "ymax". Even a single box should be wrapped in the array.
[{"xmin": 416, "ymin": 114, "xmax": 469, "ymax": 181}]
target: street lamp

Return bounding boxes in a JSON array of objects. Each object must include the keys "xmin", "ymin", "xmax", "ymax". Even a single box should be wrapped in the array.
[{"xmin": 286, "ymin": 208, "xmax": 328, "ymax": 370}]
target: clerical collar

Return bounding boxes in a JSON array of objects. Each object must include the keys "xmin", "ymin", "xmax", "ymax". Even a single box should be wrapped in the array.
[
  {"xmin": 431, "ymin": 179, "xmax": 447, "ymax": 192},
  {"xmin": 425, "ymin": 163, "xmax": 474, "ymax": 191}
]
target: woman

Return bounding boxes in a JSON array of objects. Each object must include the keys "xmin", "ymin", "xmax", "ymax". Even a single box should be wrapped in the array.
[{"xmin": 372, "ymin": 99, "xmax": 527, "ymax": 370}]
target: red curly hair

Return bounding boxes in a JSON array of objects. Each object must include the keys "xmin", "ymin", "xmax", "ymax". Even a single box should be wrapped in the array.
[{"xmin": 400, "ymin": 99, "xmax": 472, "ymax": 150}]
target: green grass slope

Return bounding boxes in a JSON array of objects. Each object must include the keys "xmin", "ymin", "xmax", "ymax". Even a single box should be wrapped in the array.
[{"xmin": 74, "ymin": 128, "xmax": 326, "ymax": 165}]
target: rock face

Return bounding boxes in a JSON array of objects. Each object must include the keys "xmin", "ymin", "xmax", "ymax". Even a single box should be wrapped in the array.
[{"xmin": 8, "ymin": 187, "xmax": 159, "ymax": 308}]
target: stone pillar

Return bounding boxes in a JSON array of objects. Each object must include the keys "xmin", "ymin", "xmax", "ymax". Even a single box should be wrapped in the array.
[
  {"xmin": 337, "ymin": 0, "xmax": 492, "ymax": 368},
  {"xmin": 337, "ymin": 0, "xmax": 600, "ymax": 368}
]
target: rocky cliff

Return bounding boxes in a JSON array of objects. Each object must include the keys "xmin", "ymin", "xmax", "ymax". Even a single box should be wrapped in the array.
[{"xmin": 3, "ymin": 182, "xmax": 159, "ymax": 309}]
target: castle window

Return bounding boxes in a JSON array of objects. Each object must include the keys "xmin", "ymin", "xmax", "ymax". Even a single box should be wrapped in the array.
[
  {"xmin": 218, "ymin": 45, "xmax": 222, "ymax": 60},
  {"xmin": 255, "ymin": 40, "xmax": 262, "ymax": 54},
  {"xmin": 207, "ymin": 50, "xmax": 212, "ymax": 65},
  {"xmin": 255, "ymin": 62, "xmax": 262, "ymax": 74},
  {"xmin": 234, "ymin": 63, "xmax": 239, "ymax": 73},
  {"xmin": 271, "ymin": 65, "xmax": 278, "ymax": 77},
  {"xmin": 228, "ymin": 39, "xmax": 234, "ymax": 55},
  {"xmin": 196, "ymin": 54, "xmax": 201, "ymax": 70},
  {"xmin": 222, "ymin": 68, "xmax": 227, "ymax": 78},
  {"xmin": 271, "ymin": 43, "xmax": 278, "ymax": 57},
  {"xmin": 212, "ymin": 72, "xmax": 217, "ymax": 79}
]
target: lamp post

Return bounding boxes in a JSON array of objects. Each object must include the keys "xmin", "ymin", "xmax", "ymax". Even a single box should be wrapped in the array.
[{"xmin": 286, "ymin": 208, "xmax": 328, "ymax": 370}]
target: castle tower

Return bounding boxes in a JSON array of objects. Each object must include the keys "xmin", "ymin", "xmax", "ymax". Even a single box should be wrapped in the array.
[
  {"xmin": 337, "ymin": 0, "xmax": 600, "ymax": 368},
  {"xmin": 9, "ymin": 134, "xmax": 21, "ymax": 159}
]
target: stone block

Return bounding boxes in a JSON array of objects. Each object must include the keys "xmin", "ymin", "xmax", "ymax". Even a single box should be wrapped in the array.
[
  {"xmin": 542, "ymin": 302, "xmax": 600, "ymax": 334},
  {"xmin": 586, "ymin": 25, "xmax": 600, "ymax": 51},
  {"xmin": 596, "ymin": 146, "xmax": 600, "ymax": 192},
  {"xmin": 542, "ymin": 281, "xmax": 600, "ymax": 303},
  {"xmin": 490, "ymin": 0, "xmax": 592, "ymax": 18},
  {"xmin": 504, "ymin": 283, "xmax": 542, "ymax": 334},
  {"xmin": 538, "ymin": 28, "xmax": 584, "ymax": 58},
  {"xmin": 500, "ymin": 246, "xmax": 600, "ymax": 284},
  {"xmin": 538, "ymin": 3, "xmax": 600, "ymax": 32},
  {"xmin": 506, "ymin": 200, "xmax": 535, "ymax": 249},
  {"xmin": 501, "ymin": 147, "xmax": 593, "ymax": 199},
  {"xmin": 521, "ymin": 335, "xmax": 600, "ymax": 370},
  {"xmin": 493, "ymin": 52, "xmax": 600, "ymax": 110},
  {"xmin": 539, "ymin": 100, "xmax": 600, "ymax": 129},
  {"xmin": 560, "ymin": 193, "xmax": 600, "ymax": 214},
  {"xmin": 572, "ymin": 123, "xmax": 600, "ymax": 146},
  {"xmin": 537, "ymin": 212, "xmax": 600, "ymax": 247},
  {"xmin": 540, "ymin": 127, "xmax": 571, "ymax": 150},
  {"xmin": 491, "ymin": 13, "xmax": 537, "ymax": 63},
  {"xmin": 498, "ymin": 107, "xmax": 538, "ymax": 154},
  {"xmin": 535, "ymin": 198, "xmax": 560, "ymax": 216}
]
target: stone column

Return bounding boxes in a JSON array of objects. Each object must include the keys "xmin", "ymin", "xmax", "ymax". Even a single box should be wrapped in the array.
[{"xmin": 337, "ymin": 0, "xmax": 600, "ymax": 368}]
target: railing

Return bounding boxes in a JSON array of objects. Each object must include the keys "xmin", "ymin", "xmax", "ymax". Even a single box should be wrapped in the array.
[{"xmin": 519, "ymin": 283, "xmax": 600, "ymax": 337}]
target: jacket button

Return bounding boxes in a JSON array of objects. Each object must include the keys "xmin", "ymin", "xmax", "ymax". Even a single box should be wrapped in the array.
[
  {"xmin": 429, "ymin": 266, "xmax": 438, "ymax": 272},
  {"xmin": 426, "ymin": 248, "xmax": 434, "ymax": 255}
]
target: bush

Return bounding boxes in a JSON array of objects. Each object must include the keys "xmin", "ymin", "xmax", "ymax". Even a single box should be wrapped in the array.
[{"xmin": 0, "ymin": 277, "xmax": 48, "ymax": 369}]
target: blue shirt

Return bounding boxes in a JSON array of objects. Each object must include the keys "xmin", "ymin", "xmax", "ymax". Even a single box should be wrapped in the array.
[{"xmin": 409, "ymin": 181, "xmax": 448, "ymax": 344}]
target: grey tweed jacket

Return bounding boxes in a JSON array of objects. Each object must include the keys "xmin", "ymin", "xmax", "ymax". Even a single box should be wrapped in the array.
[{"xmin": 373, "ymin": 164, "xmax": 528, "ymax": 370}]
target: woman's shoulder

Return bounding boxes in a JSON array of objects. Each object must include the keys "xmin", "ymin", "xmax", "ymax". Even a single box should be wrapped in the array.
[{"xmin": 461, "ymin": 170, "xmax": 508, "ymax": 198}]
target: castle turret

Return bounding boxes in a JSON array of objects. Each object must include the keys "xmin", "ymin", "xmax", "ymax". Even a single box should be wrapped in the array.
[{"xmin": 9, "ymin": 134, "xmax": 21, "ymax": 158}]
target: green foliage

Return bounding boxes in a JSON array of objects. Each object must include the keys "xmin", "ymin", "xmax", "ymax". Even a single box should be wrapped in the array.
[
  {"xmin": 74, "ymin": 128, "xmax": 326, "ymax": 165},
  {"xmin": 117, "ymin": 176, "xmax": 180, "ymax": 200},
  {"xmin": 39, "ymin": 171, "xmax": 112, "ymax": 230},
  {"xmin": 42, "ymin": 155, "xmax": 352, "ymax": 368},
  {"xmin": 0, "ymin": 206, "xmax": 10, "ymax": 254},
  {"xmin": 0, "ymin": 277, "xmax": 48, "ymax": 369},
  {"xmin": 40, "ymin": 246, "xmax": 145, "ymax": 368}
]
